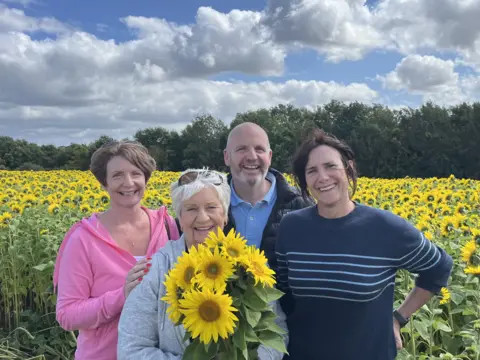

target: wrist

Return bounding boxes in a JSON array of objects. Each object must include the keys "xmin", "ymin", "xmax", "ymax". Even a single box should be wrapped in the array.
[{"xmin": 393, "ymin": 309, "xmax": 410, "ymax": 328}]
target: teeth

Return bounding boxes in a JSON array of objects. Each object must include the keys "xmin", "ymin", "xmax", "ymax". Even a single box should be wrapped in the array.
[
  {"xmin": 244, "ymin": 166, "xmax": 259, "ymax": 169},
  {"xmin": 121, "ymin": 191, "xmax": 136, "ymax": 196},
  {"xmin": 319, "ymin": 185, "xmax": 335, "ymax": 192},
  {"xmin": 196, "ymin": 227, "xmax": 213, "ymax": 231}
]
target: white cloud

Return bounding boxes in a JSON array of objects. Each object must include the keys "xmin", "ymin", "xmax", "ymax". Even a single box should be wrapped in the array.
[
  {"xmin": 380, "ymin": 55, "xmax": 458, "ymax": 92},
  {"xmin": 373, "ymin": 0, "xmax": 480, "ymax": 69},
  {"xmin": 2, "ymin": 0, "xmax": 480, "ymax": 145},
  {"xmin": 0, "ymin": 78, "xmax": 378, "ymax": 145},
  {"xmin": 377, "ymin": 54, "xmax": 475, "ymax": 105},
  {"xmin": 262, "ymin": 0, "xmax": 385, "ymax": 62},
  {"xmin": 0, "ymin": 4, "xmax": 71, "ymax": 34}
]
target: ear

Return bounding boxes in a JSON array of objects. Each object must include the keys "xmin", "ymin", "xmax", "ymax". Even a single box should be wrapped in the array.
[{"xmin": 223, "ymin": 149, "xmax": 230, "ymax": 167}]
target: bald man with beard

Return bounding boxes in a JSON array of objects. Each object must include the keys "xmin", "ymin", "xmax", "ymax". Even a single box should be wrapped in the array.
[{"xmin": 223, "ymin": 122, "xmax": 314, "ymax": 274}]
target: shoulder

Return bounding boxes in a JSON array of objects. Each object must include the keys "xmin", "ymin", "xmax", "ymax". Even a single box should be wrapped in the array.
[
  {"xmin": 279, "ymin": 205, "xmax": 316, "ymax": 228},
  {"xmin": 153, "ymin": 235, "xmax": 186, "ymax": 265},
  {"xmin": 354, "ymin": 204, "xmax": 420, "ymax": 238}
]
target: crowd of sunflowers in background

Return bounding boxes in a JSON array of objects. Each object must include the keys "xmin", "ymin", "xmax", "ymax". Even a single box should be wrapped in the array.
[{"xmin": 0, "ymin": 169, "xmax": 479, "ymax": 359}]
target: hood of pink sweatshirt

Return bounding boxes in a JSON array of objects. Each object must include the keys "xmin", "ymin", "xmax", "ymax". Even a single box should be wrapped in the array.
[{"xmin": 52, "ymin": 206, "xmax": 179, "ymax": 360}]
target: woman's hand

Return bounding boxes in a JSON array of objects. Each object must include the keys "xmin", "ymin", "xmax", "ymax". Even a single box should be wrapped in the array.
[
  {"xmin": 393, "ymin": 318, "xmax": 403, "ymax": 349},
  {"xmin": 124, "ymin": 257, "xmax": 151, "ymax": 298}
]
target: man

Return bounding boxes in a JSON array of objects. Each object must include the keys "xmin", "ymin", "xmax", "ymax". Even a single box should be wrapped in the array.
[{"xmin": 223, "ymin": 122, "xmax": 314, "ymax": 273}]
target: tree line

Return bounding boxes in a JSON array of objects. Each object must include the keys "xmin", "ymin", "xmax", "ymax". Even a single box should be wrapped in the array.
[{"xmin": 1, "ymin": 101, "xmax": 479, "ymax": 179}]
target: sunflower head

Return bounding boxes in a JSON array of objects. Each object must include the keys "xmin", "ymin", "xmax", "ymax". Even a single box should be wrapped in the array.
[
  {"xmin": 161, "ymin": 274, "xmax": 184, "ymax": 324},
  {"xmin": 169, "ymin": 250, "xmax": 199, "ymax": 291},
  {"xmin": 179, "ymin": 288, "xmax": 238, "ymax": 344},
  {"xmin": 439, "ymin": 287, "xmax": 451, "ymax": 305},
  {"xmin": 221, "ymin": 230, "xmax": 248, "ymax": 264},
  {"xmin": 194, "ymin": 246, "xmax": 234, "ymax": 292},
  {"xmin": 461, "ymin": 240, "xmax": 477, "ymax": 264},
  {"xmin": 204, "ymin": 227, "xmax": 227, "ymax": 249},
  {"xmin": 242, "ymin": 247, "xmax": 276, "ymax": 288}
]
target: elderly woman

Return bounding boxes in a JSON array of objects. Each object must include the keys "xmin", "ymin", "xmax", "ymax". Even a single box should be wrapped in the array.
[
  {"xmin": 53, "ymin": 140, "xmax": 179, "ymax": 360},
  {"xmin": 117, "ymin": 169, "xmax": 288, "ymax": 359}
]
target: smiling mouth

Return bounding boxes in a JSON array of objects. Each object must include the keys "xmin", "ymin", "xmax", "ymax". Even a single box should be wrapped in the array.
[
  {"xmin": 318, "ymin": 184, "xmax": 336, "ymax": 192},
  {"xmin": 119, "ymin": 190, "xmax": 139, "ymax": 196},
  {"xmin": 243, "ymin": 165, "xmax": 260, "ymax": 171},
  {"xmin": 194, "ymin": 225, "xmax": 215, "ymax": 231}
]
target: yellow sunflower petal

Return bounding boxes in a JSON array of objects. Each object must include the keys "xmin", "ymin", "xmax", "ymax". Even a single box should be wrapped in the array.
[{"xmin": 179, "ymin": 289, "xmax": 238, "ymax": 344}]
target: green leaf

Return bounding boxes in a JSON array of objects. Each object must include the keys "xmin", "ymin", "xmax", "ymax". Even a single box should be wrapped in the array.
[
  {"xmin": 245, "ymin": 324, "xmax": 260, "ymax": 343},
  {"xmin": 254, "ymin": 311, "xmax": 277, "ymax": 331},
  {"xmin": 263, "ymin": 286, "xmax": 284, "ymax": 302},
  {"xmin": 233, "ymin": 320, "xmax": 246, "ymax": 351},
  {"xmin": 257, "ymin": 330, "xmax": 288, "ymax": 355},
  {"xmin": 244, "ymin": 306, "xmax": 261, "ymax": 328},
  {"xmin": 433, "ymin": 321, "xmax": 452, "ymax": 333},
  {"xmin": 413, "ymin": 321, "xmax": 430, "ymax": 344},
  {"xmin": 252, "ymin": 285, "xmax": 268, "ymax": 302},
  {"xmin": 243, "ymin": 287, "xmax": 269, "ymax": 311},
  {"xmin": 182, "ymin": 340, "xmax": 218, "ymax": 360}
]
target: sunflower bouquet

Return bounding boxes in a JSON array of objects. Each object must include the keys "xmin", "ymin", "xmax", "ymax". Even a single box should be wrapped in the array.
[{"xmin": 161, "ymin": 228, "xmax": 288, "ymax": 360}]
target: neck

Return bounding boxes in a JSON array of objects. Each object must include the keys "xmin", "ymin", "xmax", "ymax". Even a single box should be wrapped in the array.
[
  {"xmin": 317, "ymin": 199, "xmax": 355, "ymax": 219},
  {"xmin": 103, "ymin": 204, "xmax": 145, "ymax": 225},
  {"xmin": 233, "ymin": 178, "xmax": 271, "ymax": 205}
]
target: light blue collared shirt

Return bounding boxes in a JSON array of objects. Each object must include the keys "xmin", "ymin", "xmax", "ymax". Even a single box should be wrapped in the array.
[{"xmin": 230, "ymin": 172, "xmax": 277, "ymax": 248}]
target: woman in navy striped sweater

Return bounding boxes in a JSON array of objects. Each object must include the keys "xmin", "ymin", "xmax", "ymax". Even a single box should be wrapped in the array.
[{"xmin": 276, "ymin": 129, "xmax": 453, "ymax": 360}]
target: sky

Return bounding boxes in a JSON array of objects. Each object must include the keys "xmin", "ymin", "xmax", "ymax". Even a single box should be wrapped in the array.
[{"xmin": 1, "ymin": 0, "xmax": 480, "ymax": 145}]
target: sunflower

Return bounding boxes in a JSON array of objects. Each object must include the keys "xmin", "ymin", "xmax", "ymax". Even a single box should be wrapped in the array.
[
  {"xmin": 194, "ymin": 246, "xmax": 234, "ymax": 292},
  {"xmin": 221, "ymin": 230, "xmax": 248, "ymax": 263},
  {"xmin": 179, "ymin": 288, "xmax": 238, "ymax": 344},
  {"xmin": 242, "ymin": 247, "xmax": 276, "ymax": 288},
  {"xmin": 439, "ymin": 287, "xmax": 451, "ymax": 305},
  {"xmin": 204, "ymin": 227, "xmax": 227, "ymax": 248},
  {"xmin": 161, "ymin": 273, "xmax": 184, "ymax": 324},
  {"xmin": 461, "ymin": 240, "xmax": 476, "ymax": 264},
  {"xmin": 169, "ymin": 250, "xmax": 199, "ymax": 291},
  {"xmin": 465, "ymin": 265, "xmax": 480, "ymax": 275}
]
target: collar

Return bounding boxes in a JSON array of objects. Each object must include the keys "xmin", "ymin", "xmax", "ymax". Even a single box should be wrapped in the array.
[{"xmin": 230, "ymin": 171, "xmax": 276, "ymax": 206}]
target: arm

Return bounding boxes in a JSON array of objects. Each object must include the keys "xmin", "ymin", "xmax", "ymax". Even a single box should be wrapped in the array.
[
  {"xmin": 275, "ymin": 217, "xmax": 295, "ymax": 316},
  {"xmin": 257, "ymin": 300, "xmax": 289, "ymax": 360},
  {"xmin": 55, "ymin": 231, "xmax": 125, "ymax": 331},
  {"xmin": 397, "ymin": 223, "xmax": 454, "ymax": 316},
  {"xmin": 117, "ymin": 253, "xmax": 182, "ymax": 360}
]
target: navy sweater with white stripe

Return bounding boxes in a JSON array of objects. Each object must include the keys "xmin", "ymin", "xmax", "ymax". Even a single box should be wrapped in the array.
[{"xmin": 276, "ymin": 204, "xmax": 453, "ymax": 360}]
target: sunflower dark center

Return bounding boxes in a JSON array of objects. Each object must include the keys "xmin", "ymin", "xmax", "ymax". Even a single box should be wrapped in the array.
[
  {"xmin": 199, "ymin": 300, "xmax": 221, "ymax": 322},
  {"xmin": 206, "ymin": 263, "xmax": 219, "ymax": 278},
  {"xmin": 227, "ymin": 248, "xmax": 239, "ymax": 257},
  {"xmin": 184, "ymin": 267, "xmax": 195, "ymax": 284}
]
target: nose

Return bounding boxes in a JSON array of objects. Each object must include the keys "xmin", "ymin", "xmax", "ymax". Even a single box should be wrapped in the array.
[
  {"xmin": 123, "ymin": 174, "xmax": 134, "ymax": 186},
  {"xmin": 196, "ymin": 208, "xmax": 210, "ymax": 222},
  {"xmin": 316, "ymin": 168, "xmax": 330, "ymax": 182},
  {"xmin": 245, "ymin": 147, "xmax": 257, "ymax": 160}
]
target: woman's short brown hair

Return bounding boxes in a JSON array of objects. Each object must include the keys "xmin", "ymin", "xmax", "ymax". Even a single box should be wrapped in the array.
[
  {"xmin": 292, "ymin": 128, "xmax": 358, "ymax": 199},
  {"xmin": 90, "ymin": 140, "xmax": 156, "ymax": 186}
]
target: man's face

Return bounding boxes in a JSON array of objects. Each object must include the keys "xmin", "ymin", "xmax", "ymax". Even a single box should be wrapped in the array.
[{"xmin": 224, "ymin": 125, "xmax": 272, "ymax": 187}]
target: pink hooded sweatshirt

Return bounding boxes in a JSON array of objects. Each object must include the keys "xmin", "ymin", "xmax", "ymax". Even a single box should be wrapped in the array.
[{"xmin": 53, "ymin": 206, "xmax": 180, "ymax": 360}]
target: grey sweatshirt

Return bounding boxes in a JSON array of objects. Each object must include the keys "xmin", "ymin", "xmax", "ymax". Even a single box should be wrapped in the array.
[{"xmin": 117, "ymin": 235, "xmax": 289, "ymax": 360}]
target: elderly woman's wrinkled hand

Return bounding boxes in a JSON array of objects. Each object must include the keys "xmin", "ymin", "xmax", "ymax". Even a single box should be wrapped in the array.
[{"xmin": 123, "ymin": 257, "xmax": 152, "ymax": 298}]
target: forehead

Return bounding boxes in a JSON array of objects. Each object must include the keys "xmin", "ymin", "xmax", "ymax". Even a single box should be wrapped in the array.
[
  {"xmin": 228, "ymin": 125, "xmax": 269, "ymax": 148},
  {"xmin": 306, "ymin": 145, "xmax": 343, "ymax": 166},
  {"xmin": 106, "ymin": 156, "xmax": 140, "ymax": 172}
]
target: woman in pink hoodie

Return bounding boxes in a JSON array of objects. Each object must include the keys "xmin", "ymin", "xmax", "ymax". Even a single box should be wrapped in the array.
[{"xmin": 53, "ymin": 140, "xmax": 180, "ymax": 360}]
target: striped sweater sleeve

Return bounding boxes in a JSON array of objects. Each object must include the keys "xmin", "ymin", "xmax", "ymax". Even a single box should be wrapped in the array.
[{"xmin": 396, "ymin": 219, "xmax": 453, "ymax": 294}]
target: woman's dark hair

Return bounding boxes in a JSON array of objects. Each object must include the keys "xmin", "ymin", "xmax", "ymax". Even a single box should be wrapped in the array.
[{"xmin": 292, "ymin": 128, "xmax": 358, "ymax": 199}]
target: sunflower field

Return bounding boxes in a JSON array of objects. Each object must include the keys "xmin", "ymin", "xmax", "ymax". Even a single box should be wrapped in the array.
[{"xmin": 0, "ymin": 170, "xmax": 479, "ymax": 359}]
